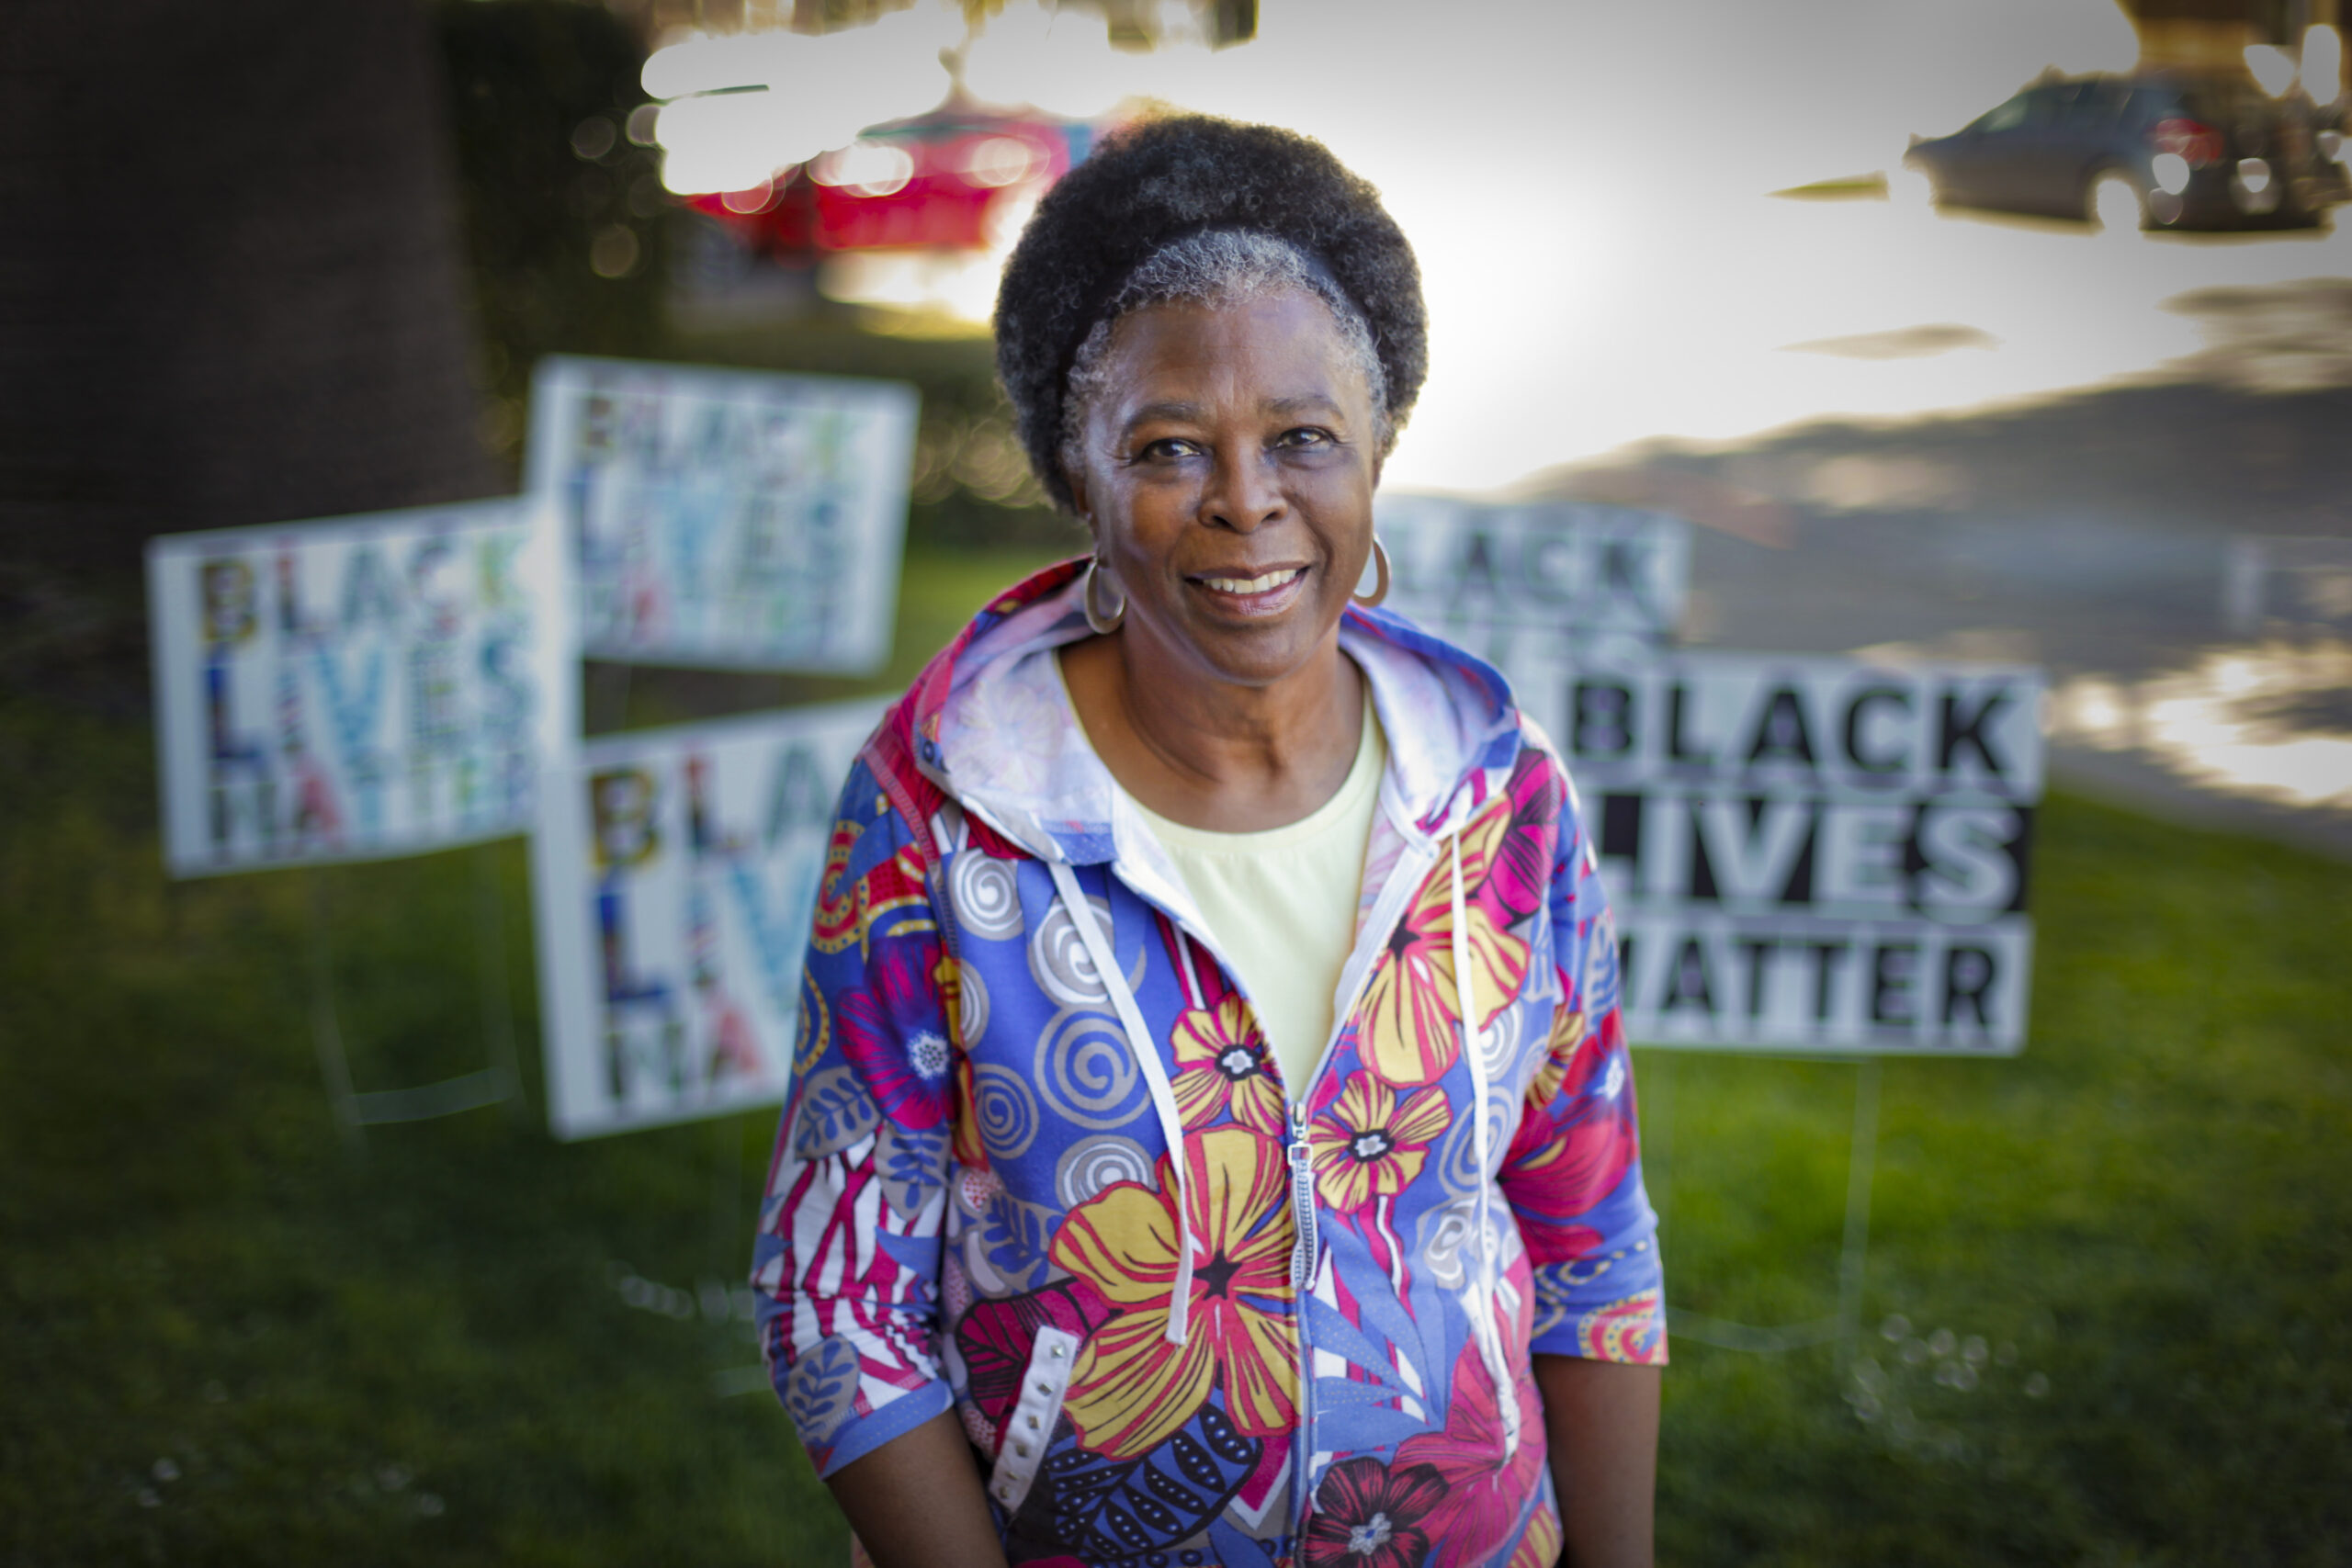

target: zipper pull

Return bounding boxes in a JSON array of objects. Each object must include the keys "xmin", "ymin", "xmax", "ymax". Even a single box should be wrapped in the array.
[{"xmin": 1286, "ymin": 1100, "xmax": 1318, "ymax": 1292}]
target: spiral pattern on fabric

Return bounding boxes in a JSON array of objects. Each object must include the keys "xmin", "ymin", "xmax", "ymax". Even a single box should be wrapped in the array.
[
  {"xmin": 971, "ymin": 1062, "xmax": 1038, "ymax": 1161},
  {"xmin": 791, "ymin": 970, "xmax": 829, "ymax": 1079},
  {"xmin": 1439, "ymin": 1084, "xmax": 1516, "ymax": 1198},
  {"xmin": 1054, "ymin": 1134, "xmax": 1153, "ymax": 1209},
  {"xmin": 1027, "ymin": 896, "xmax": 1111, "ymax": 1008},
  {"xmin": 1476, "ymin": 995, "xmax": 1521, "ymax": 1083},
  {"xmin": 949, "ymin": 851, "xmax": 1024, "ymax": 941},
  {"xmin": 954, "ymin": 959, "xmax": 989, "ymax": 1048},
  {"xmin": 1033, "ymin": 1010, "xmax": 1145, "ymax": 1130},
  {"xmin": 1415, "ymin": 1197, "xmax": 1479, "ymax": 1292}
]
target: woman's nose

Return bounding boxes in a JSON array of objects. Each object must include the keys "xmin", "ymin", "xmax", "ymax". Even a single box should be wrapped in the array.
[{"xmin": 1199, "ymin": 446, "xmax": 1285, "ymax": 533}]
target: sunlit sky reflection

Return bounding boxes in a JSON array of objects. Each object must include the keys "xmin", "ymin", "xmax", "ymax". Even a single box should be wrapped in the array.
[{"xmin": 651, "ymin": 0, "xmax": 2351, "ymax": 492}]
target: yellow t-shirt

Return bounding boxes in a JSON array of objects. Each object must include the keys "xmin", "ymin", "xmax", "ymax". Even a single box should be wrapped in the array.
[{"xmin": 1127, "ymin": 694, "xmax": 1385, "ymax": 1099}]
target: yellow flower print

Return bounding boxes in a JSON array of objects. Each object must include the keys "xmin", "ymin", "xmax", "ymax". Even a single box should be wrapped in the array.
[
  {"xmin": 1048, "ymin": 1126, "xmax": 1298, "ymax": 1460},
  {"xmin": 1355, "ymin": 806, "xmax": 1531, "ymax": 1087},
  {"xmin": 1306, "ymin": 1076, "xmax": 1453, "ymax": 1211},
  {"xmin": 1170, "ymin": 996, "xmax": 1286, "ymax": 1134}
]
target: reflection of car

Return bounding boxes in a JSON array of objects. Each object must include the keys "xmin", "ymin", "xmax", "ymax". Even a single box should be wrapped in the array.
[{"xmin": 1904, "ymin": 72, "xmax": 2352, "ymax": 231}]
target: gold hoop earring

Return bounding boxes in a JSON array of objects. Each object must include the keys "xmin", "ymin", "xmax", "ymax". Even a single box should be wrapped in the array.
[
  {"xmin": 1082, "ymin": 557, "xmax": 1126, "ymax": 635},
  {"xmin": 1351, "ymin": 536, "xmax": 1391, "ymax": 609}
]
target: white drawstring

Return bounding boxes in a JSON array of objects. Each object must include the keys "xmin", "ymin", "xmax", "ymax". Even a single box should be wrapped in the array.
[
  {"xmin": 1450, "ymin": 834, "xmax": 1521, "ymax": 1460},
  {"xmin": 1046, "ymin": 859, "xmax": 1197, "ymax": 1345}
]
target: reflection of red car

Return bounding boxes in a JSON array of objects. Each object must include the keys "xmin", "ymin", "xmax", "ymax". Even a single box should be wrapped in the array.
[{"xmin": 684, "ymin": 104, "xmax": 1091, "ymax": 255}]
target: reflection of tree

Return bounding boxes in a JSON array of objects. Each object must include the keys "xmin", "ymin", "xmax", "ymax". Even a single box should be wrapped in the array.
[
  {"xmin": 4, "ymin": 0, "xmax": 493, "ymax": 698},
  {"xmin": 433, "ymin": 0, "xmax": 670, "ymax": 476},
  {"xmin": 435, "ymin": 3, "xmax": 1069, "ymax": 550},
  {"xmin": 1522, "ymin": 375, "xmax": 2352, "ymax": 536}
]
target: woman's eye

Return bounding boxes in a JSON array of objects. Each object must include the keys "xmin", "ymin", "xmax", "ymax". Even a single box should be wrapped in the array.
[
  {"xmin": 1137, "ymin": 437, "xmax": 1201, "ymax": 460},
  {"xmin": 1275, "ymin": 426, "xmax": 1333, "ymax": 449}
]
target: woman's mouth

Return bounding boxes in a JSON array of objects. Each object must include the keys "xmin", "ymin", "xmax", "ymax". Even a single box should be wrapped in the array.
[{"xmin": 1190, "ymin": 566, "xmax": 1307, "ymax": 615}]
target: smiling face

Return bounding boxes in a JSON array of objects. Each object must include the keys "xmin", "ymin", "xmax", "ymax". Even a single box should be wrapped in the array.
[{"xmin": 1064, "ymin": 288, "xmax": 1383, "ymax": 694}]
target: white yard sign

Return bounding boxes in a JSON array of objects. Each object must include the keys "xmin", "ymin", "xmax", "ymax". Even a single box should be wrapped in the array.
[
  {"xmin": 1523, "ymin": 651, "xmax": 2044, "ymax": 1055},
  {"xmin": 1376, "ymin": 493, "xmax": 1689, "ymax": 677},
  {"xmin": 147, "ymin": 500, "xmax": 572, "ymax": 877},
  {"xmin": 527, "ymin": 355, "xmax": 918, "ymax": 673},
  {"xmin": 532, "ymin": 699, "xmax": 889, "ymax": 1139}
]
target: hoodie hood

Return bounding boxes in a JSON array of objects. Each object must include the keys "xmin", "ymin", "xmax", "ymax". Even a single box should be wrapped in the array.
[{"xmin": 890, "ymin": 558, "xmax": 1524, "ymax": 871}]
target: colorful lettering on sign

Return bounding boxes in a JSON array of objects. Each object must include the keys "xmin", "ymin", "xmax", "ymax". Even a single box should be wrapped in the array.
[
  {"xmin": 149, "ymin": 501, "xmax": 565, "ymax": 877},
  {"xmin": 537, "ymin": 702, "xmax": 890, "ymax": 1139},
  {"xmin": 529, "ymin": 357, "xmax": 917, "ymax": 673}
]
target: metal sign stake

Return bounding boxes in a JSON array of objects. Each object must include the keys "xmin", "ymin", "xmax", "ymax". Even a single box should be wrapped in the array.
[
  {"xmin": 1834, "ymin": 1056, "xmax": 1883, "ymax": 1370},
  {"xmin": 301, "ymin": 854, "xmax": 524, "ymax": 1144},
  {"xmin": 304, "ymin": 868, "xmax": 366, "ymax": 1151}
]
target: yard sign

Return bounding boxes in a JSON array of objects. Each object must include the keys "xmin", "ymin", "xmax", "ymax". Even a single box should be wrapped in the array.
[
  {"xmin": 1376, "ymin": 492, "xmax": 1690, "ymax": 678},
  {"xmin": 1526, "ymin": 650, "xmax": 2044, "ymax": 1055},
  {"xmin": 532, "ymin": 698, "xmax": 889, "ymax": 1139},
  {"xmin": 527, "ymin": 355, "xmax": 918, "ymax": 673},
  {"xmin": 146, "ymin": 499, "xmax": 572, "ymax": 877}
]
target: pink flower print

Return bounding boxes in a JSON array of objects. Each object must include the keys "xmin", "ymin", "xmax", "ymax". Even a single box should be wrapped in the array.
[
  {"xmin": 1395, "ymin": 1337, "xmax": 1548, "ymax": 1565},
  {"xmin": 1508, "ymin": 1064, "xmax": 1637, "ymax": 1220},
  {"xmin": 1302, "ymin": 1455, "xmax": 1449, "ymax": 1568},
  {"xmin": 837, "ymin": 936, "xmax": 950, "ymax": 1131},
  {"xmin": 953, "ymin": 1280, "xmax": 1114, "ymax": 1437},
  {"xmin": 1482, "ymin": 750, "xmax": 1562, "ymax": 921}
]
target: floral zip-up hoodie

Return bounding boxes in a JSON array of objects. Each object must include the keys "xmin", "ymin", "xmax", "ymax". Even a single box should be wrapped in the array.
[{"xmin": 754, "ymin": 559, "xmax": 1665, "ymax": 1568}]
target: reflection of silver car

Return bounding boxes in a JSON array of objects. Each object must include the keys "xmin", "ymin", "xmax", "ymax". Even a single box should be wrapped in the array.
[{"xmin": 1904, "ymin": 72, "xmax": 2350, "ymax": 231}]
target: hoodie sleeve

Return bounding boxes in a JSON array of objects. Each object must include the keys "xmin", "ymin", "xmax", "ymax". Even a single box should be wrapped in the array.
[
  {"xmin": 1498, "ymin": 753, "xmax": 1668, "ymax": 1365},
  {"xmin": 750, "ymin": 755, "xmax": 959, "ymax": 1476}
]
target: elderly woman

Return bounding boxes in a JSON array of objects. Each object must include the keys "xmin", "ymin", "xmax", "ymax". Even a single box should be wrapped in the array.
[{"xmin": 753, "ymin": 116, "xmax": 1665, "ymax": 1568}]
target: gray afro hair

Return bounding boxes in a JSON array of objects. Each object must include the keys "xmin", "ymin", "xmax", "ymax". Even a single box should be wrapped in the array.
[
  {"xmin": 993, "ymin": 114, "xmax": 1427, "ymax": 515},
  {"xmin": 1058, "ymin": 230, "xmax": 1390, "ymax": 475}
]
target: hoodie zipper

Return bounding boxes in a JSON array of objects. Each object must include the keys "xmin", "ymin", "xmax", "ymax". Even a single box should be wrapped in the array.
[
  {"xmin": 1283, "ymin": 1093, "xmax": 1318, "ymax": 1550},
  {"xmin": 1284, "ymin": 1099, "xmax": 1320, "ymax": 1294},
  {"xmin": 1101, "ymin": 809, "xmax": 1464, "ymax": 1551},
  {"xmin": 1275, "ymin": 829, "xmax": 1444, "ymax": 1544}
]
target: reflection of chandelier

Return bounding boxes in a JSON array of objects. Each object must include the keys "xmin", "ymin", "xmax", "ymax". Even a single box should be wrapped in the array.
[
  {"xmin": 641, "ymin": 0, "xmax": 1254, "ymax": 200},
  {"xmin": 680, "ymin": 103, "xmax": 1091, "ymax": 255},
  {"xmin": 641, "ymin": 0, "xmax": 1260, "ymax": 265}
]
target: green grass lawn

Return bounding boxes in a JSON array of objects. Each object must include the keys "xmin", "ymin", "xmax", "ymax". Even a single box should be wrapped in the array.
[{"xmin": 4, "ymin": 546, "xmax": 2347, "ymax": 1564}]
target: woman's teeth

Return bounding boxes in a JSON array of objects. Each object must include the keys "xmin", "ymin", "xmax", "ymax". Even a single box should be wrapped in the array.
[{"xmin": 1200, "ymin": 568, "xmax": 1304, "ymax": 594}]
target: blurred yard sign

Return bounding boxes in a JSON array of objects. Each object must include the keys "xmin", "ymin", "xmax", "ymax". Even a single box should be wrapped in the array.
[
  {"xmin": 146, "ymin": 500, "xmax": 571, "ymax": 877},
  {"xmin": 1375, "ymin": 493, "xmax": 1690, "ymax": 674},
  {"xmin": 1529, "ymin": 652, "xmax": 2044, "ymax": 1055},
  {"xmin": 528, "ymin": 355, "xmax": 918, "ymax": 672},
  {"xmin": 532, "ymin": 697, "xmax": 888, "ymax": 1139}
]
